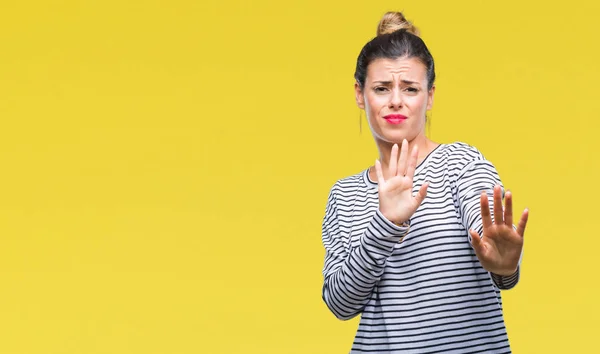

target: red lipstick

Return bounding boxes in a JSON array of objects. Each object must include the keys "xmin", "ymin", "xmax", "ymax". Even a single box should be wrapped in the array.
[{"xmin": 383, "ymin": 114, "xmax": 407, "ymax": 125}]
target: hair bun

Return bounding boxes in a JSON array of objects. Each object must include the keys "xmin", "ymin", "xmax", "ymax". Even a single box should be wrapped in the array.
[{"xmin": 376, "ymin": 12, "xmax": 419, "ymax": 36}]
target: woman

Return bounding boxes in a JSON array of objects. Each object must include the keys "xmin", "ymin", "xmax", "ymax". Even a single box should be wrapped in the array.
[{"xmin": 320, "ymin": 12, "xmax": 529, "ymax": 353}]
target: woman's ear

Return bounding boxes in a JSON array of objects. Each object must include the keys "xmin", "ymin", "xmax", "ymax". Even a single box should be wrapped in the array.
[
  {"xmin": 355, "ymin": 82, "xmax": 365, "ymax": 109},
  {"xmin": 426, "ymin": 85, "xmax": 435, "ymax": 110}
]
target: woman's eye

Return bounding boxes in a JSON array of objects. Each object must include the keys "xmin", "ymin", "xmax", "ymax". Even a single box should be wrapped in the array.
[
  {"xmin": 405, "ymin": 87, "xmax": 418, "ymax": 93},
  {"xmin": 374, "ymin": 87, "xmax": 389, "ymax": 92}
]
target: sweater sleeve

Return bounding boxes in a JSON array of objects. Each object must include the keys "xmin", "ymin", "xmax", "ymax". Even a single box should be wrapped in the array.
[
  {"xmin": 320, "ymin": 184, "xmax": 409, "ymax": 320},
  {"xmin": 454, "ymin": 158, "xmax": 521, "ymax": 290}
]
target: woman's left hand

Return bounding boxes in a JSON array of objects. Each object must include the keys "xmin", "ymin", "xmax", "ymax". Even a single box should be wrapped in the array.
[{"xmin": 469, "ymin": 185, "xmax": 529, "ymax": 276}]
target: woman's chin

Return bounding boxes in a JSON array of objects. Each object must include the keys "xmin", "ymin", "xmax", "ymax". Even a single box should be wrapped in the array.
[{"xmin": 375, "ymin": 131, "xmax": 414, "ymax": 144}]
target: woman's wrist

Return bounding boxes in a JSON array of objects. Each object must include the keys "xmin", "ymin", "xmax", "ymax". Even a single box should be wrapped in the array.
[{"xmin": 391, "ymin": 219, "xmax": 410, "ymax": 228}]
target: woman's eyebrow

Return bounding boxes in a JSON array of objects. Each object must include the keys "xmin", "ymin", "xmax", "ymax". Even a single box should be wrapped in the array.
[{"xmin": 400, "ymin": 79, "xmax": 419, "ymax": 85}]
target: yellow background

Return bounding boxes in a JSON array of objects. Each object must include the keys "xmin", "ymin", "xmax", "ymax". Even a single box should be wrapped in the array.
[{"xmin": 0, "ymin": 0, "xmax": 598, "ymax": 353}]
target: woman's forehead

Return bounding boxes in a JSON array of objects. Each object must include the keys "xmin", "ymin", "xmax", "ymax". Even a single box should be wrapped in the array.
[{"xmin": 366, "ymin": 57, "xmax": 427, "ymax": 82}]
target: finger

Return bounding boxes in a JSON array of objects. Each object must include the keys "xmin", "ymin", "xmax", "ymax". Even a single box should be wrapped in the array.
[
  {"xmin": 516, "ymin": 208, "xmax": 529, "ymax": 237},
  {"xmin": 413, "ymin": 182, "xmax": 429, "ymax": 206},
  {"xmin": 374, "ymin": 159, "xmax": 385, "ymax": 185},
  {"xmin": 397, "ymin": 139, "xmax": 408, "ymax": 176},
  {"xmin": 480, "ymin": 192, "xmax": 493, "ymax": 229},
  {"xmin": 493, "ymin": 185, "xmax": 504, "ymax": 225},
  {"xmin": 469, "ymin": 229, "xmax": 486, "ymax": 256},
  {"xmin": 504, "ymin": 190, "xmax": 513, "ymax": 226},
  {"xmin": 389, "ymin": 143, "xmax": 399, "ymax": 176},
  {"xmin": 405, "ymin": 143, "xmax": 419, "ymax": 181}
]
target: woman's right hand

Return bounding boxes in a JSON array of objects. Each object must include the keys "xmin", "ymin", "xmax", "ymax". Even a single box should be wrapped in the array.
[{"xmin": 374, "ymin": 139, "xmax": 429, "ymax": 225}]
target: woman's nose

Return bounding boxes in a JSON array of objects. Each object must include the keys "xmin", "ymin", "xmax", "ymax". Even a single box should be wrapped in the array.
[{"xmin": 389, "ymin": 89, "xmax": 403, "ymax": 108}]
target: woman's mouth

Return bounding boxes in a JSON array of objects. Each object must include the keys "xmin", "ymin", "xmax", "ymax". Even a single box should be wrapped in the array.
[{"xmin": 383, "ymin": 114, "xmax": 407, "ymax": 124}]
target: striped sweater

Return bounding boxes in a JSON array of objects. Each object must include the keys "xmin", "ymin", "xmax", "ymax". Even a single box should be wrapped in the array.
[{"xmin": 321, "ymin": 142, "xmax": 520, "ymax": 353}]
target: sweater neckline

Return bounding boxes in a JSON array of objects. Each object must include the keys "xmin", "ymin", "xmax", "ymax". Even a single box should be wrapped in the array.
[{"xmin": 363, "ymin": 143, "xmax": 444, "ymax": 189}]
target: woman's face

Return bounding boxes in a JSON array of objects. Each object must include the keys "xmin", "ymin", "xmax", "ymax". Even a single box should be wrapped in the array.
[{"xmin": 355, "ymin": 56, "xmax": 434, "ymax": 145}]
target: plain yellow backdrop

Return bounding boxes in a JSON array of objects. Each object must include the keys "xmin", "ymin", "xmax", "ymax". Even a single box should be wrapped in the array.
[{"xmin": 0, "ymin": 0, "xmax": 598, "ymax": 353}]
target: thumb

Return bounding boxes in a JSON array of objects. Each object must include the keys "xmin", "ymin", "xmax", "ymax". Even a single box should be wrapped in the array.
[
  {"xmin": 414, "ymin": 182, "xmax": 429, "ymax": 206},
  {"xmin": 469, "ymin": 229, "xmax": 486, "ymax": 256}
]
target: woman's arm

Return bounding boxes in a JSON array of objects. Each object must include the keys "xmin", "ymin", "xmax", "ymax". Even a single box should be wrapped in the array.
[
  {"xmin": 455, "ymin": 158, "xmax": 528, "ymax": 289},
  {"xmin": 321, "ymin": 186, "xmax": 409, "ymax": 320},
  {"xmin": 322, "ymin": 140, "xmax": 427, "ymax": 320}
]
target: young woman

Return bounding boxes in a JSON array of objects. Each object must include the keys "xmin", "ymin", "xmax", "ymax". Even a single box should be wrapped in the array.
[{"xmin": 320, "ymin": 12, "xmax": 529, "ymax": 353}]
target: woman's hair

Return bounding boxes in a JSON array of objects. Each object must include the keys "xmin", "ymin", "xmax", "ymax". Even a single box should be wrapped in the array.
[{"xmin": 354, "ymin": 12, "xmax": 436, "ymax": 90}]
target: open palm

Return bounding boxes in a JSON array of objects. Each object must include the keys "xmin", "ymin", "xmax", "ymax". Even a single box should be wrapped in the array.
[
  {"xmin": 469, "ymin": 185, "xmax": 529, "ymax": 276},
  {"xmin": 375, "ymin": 139, "xmax": 429, "ymax": 225}
]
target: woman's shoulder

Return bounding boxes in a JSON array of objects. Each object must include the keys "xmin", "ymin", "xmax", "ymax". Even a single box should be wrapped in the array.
[
  {"xmin": 326, "ymin": 169, "xmax": 371, "ymax": 198},
  {"xmin": 434, "ymin": 141, "xmax": 490, "ymax": 174},
  {"xmin": 437, "ymin": 141, "xmax": 485, "ymax": 160},
  {"xmin": 331, "ymin": 169, "xmax": 368, "ymax": 189}
]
